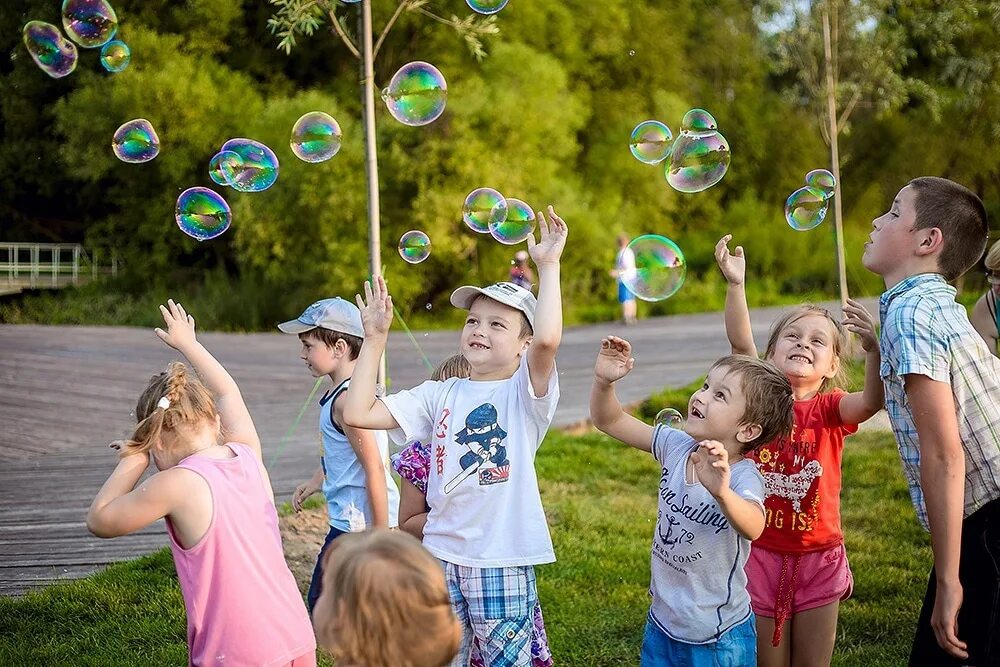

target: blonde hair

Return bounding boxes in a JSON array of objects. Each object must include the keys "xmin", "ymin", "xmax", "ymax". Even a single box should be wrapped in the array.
[
  {"xmin": 763, "ymin": 305, "xmax": 848, "ymax": 394},
  {"xmin": 314, "ymin": 530, "xmax": 461, "ymax": 667},
  {"xmin": 986, "ymin": 239, "xmax": 1000, "ymax": 272},
  {"xmin": 431, "ymin": 354, "xmax": 471, "ymax": 381},
  {"xmin": 122, "ymin": 362, "xmax": 218, "ymax": 458}
]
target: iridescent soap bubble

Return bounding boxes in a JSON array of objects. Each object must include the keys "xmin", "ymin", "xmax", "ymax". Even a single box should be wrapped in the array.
[
  {"xmin": 208, "ymin": 151, "xmax": 243, "ymax": 187},
  {"xmin": 382, "ymin": 61, "xmax": 447, "ymax": 127},
  {"xmin": 620, "ymin": 235, "xmax": 687, "ymax": 301},
  {"xmin": 630, "ymin": 120, "xmax": 673, "ymax": 165},
  {"xmin": 99, "ymin": 39, "xmax": 129, "ymax": 72},
  {"xmin": 62, "ymin": 0, "xmax": 118, "ymax": 48},
  {"xmin": 489, "ymin": 198, "xmax": 536, "ymax": 245},
  {"xmin": 466, "ymin": 0, "xmax": 510, "ymax": 14},
  {"xmin": 22, "ymin": 21, "xmax": 78, "ymax": 79},
  {"xmin": 654, "ymin": 407, "xmax": 684, "ymax": 430},
  {"xmin": 398, "ymin": 230, "xmax": 431, "ymax": 264},
  {"xmin": 175, "ymin": 187, "xmax": 231, "ymax": 241},
  {"xmin": 219, "ymin": 138, "xmax": 279, "ymax": 192},
  {"xmin": 290, "ymin": 112, "xmax": 342, "ymax": 163},
  {"xmin": 785, "ymin": 187, "xmax": 828, "ymax": 231},
  {"xmin": 805, "ymin": 168, "xmax": 836, "ymax": 200},
  {"xmin": 666, "ymin": 110, "xmax": 730, "ymax": 193},
  {"xmin": 112, "ymin": 119, "xmax": 160, "ymax": 163},
  {"xmin": 463, "ymin": 188, "xmax": 507, "ymax": 233}
]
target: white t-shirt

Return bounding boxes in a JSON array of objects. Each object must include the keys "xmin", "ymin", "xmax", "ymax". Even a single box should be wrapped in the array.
[
  {"xmin": 648, "ymin": 425, "xmax": 764, "ymax": 644},
  {"xmin": 380, "ymin": 355, "xmax": 559, "ymax": 567}
]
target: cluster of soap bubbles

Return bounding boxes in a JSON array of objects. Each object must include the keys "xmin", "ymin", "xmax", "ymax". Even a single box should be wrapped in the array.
[
  {"xmin": 629, "ymin": 109, "xmax": 731, "ymax": 194},
  {"xmin": 618, "ymin": 234, "xmax": 687, "ymax": 302},
  {"xmin": 22, "ymin": 0, "xmax": 130, "ymax": 78},
  {"xmin": 784, "ymin": 169, "xmax": 836, "ymax": 231},
  {"xmin": 463, "ymin": 188, "xmax": 536, "ymax": 244},
  {"xmin": 655, "ymin": 408, "xmax": 684, "ymax": 430}
]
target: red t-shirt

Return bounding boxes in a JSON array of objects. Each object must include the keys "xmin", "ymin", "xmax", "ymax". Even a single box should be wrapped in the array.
[{"xmin": 747, "ymin": 390, "xmax": 858, "ymax": 553}]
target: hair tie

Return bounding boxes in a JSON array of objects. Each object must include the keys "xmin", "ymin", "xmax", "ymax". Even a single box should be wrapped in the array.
[{"xmin": 157, "ymin": 397, "xmax": 171, "ymax": 410}]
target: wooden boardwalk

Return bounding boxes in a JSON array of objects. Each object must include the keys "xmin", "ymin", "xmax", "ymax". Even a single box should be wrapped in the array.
[{"xmin": 0, "ymin": 301, "xmax": 870, "ymax": 596}]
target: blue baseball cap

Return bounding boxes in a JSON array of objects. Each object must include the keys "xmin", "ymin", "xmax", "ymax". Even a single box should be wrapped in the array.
[{"xmin": 277, "ymin": 297, "xmax": 365, "ymax": 338}]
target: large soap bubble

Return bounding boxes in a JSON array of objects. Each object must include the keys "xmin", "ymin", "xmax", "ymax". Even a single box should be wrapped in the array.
[
  {"xmin": 489, "ymin": 198, "xmax": 535, "ymax": 245},
  {"xmin": 805, "ymin": 168, "xmax": 836, "ymax": 200},
  {"xmin": 463, "ymin": 188, "xmax": 507, "ymax": 234},
  {"xmin": 382, "ymin": 61, "xmax": 447, "ymax": 127},
  {"xmin": 112, "ymin": 119, "xmax": 160, "ymax": 163},
  {"xmin": 398, "ymin": 230, "xmax": 432, "ymax": 264},
  {"xmin": 784, "ymin": 187, "xmax": 828, "ymax": 231},
  {"xmin": 219, "ymin": 138, "xmax": 279, "ymax": 192},
  {"xmin": 175, "ymin": 187, "xmax": 231, "ymax": 241},
  {"xmin": 466, "ymin": 0, "xmax": 510, "ymax": 14},
  {"xmin": 629, "ymin": 120, "xmax": 673, "ymax": 165},
  {"xmin": 22, "ymin": 21, "xmax": 78, "ymax": 79},
  {"xmin": 619, "ymin": 235, "xmax": 687, "ymax": 301},
  {"xmin": 290, "ymin": 112, "xmax": 342, "ymax": 163},
  {"xmin": 62, "ymin": 0, "xmax": 118, "ymax": 48},
  {"xmin": 665, "ymin": 109, "xmax": 731, "ymax": 193}
]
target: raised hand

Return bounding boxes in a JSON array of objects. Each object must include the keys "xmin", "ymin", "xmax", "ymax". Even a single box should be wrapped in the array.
[
  {"xmin": 527, "ymin": 205, "xmax": 568, "ymax": 266},
  {"xmin": 155, "ymin": 299, "xmax": 197, "ymax": 352},
  {"xmin": 690, "ymin": 439, "xmax": 731, "ymax": 497},
  {"xmin": 842, "ymin": 298, "xmax": 878, "ymax": 352},
  {"xmin": 355, "ymin": 275, "xmax": 393, "ymax": 339},
  {"xmin": 715, "ymin": 235, "xmax": 746, "ymax": 286},
  {"xmin": 594, "ymin": 336, "xmax": 635, "ymax": 384}
]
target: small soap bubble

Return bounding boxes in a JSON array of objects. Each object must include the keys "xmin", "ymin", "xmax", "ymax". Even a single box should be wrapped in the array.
[
  {"xmin": 290, "ymin": 111, "xmax": 342, "ymax": 163},
  {"xmin": 208, "ymin": 151, "xmax": 243, "ymax": 187},
  {"xmin": 630, "ymin": 120, "xmax": 673, "ymax": 165},
  {"xmin": 619, "ymin": 235, "xmax": 686, "ymax": 301},
  {"xmin": 629, "ymin": 49, "xmax": 636, "ymax": 56},
  {"xmin": 805, "ymin": 168, "xmax": 836, "ymax": 200},
  {"xmin": 463, "ymin": 188, "xmax": 507, "ymax": 233},
  {"xmin": 398, "ymin": 230, "xmax": 431, "ymax": 264},
  {"xmin": 680, "ymin": 108, "xmax": 718, "ymax": 135},
  {"xmin": 465, "ymin": 0, "xmax": 509, "ymax": 14},
  {"xmin": 99, "ymin": 39, "xmax": 129, "ymax": 72},
  {"xmin": 175, "ymin": 187, "xmax": 231, "ymax": 241},
  {"xmin": 219, "ymin": 138, "xmax": 279, "ymax": 192},
  {"xmin": 425, "ymin": 303, "xmax": 433, "ymax": 310},
  {"xmin": 654, "ymin": 407, "xmax": 684, "ymax": 430},
  {"xmin": 22, "ymin": 21, "xmax": 77, "ymax": 79},
  {"xmin": 382, "ymin": 61, "xmax": 447, "ymax": 127},
  {"xmin": 112, "ymin": 119, "xmax": 159, "ymax": 163},
  {"xmin": 62, "ymin": 0, "xmax": 118, "ymax": 48},
  {"xmin": 665, "ymin": 109, "xmax": 730, "ymax": 193},
  {"xmin": 489, "ymin": 198, "xmax": 535, "ymax": 245},
  {"xmin": 784, "ymin": 186, "xmax": 828, "ymax": 231}
]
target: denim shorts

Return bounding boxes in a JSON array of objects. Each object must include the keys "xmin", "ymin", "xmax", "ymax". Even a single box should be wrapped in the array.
[{"xmin": 640, "ymin": 613, "xmax": 757, "ymax": 667}]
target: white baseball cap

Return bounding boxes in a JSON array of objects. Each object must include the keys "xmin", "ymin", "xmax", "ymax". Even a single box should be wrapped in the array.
[
  {"xmin": 450, "ymin": 281, "xmax": 536, "ymax": 329},
  {"xmin": 277, "ymin": 297, "xmax": 365, "ymax": 338}
]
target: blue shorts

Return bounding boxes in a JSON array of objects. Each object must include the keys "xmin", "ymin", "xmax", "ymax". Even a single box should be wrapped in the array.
[
  {"xmin": 306, "ymin": 524, "xmax": 347, "ymax": 613},
  {"xmin": 618, "ymin": 281, "xmax": 635, "ymax": 304},
  {"xmin": 640, "ymin": 614, "xmax": 757, "ymax": 667}
]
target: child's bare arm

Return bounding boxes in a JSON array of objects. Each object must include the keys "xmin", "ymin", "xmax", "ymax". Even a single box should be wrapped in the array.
[
  {"xmin": 526, "ymin": 205, "xmax": 568, "ymax": 397},
  {"xmin": 155, "ymin": 299, "xmax": 262, "ymax": 458},
  {"xmin": 343, "ymin": 276, "xmax": 400, "ymax": 430},
  {"xmin": 691, "ymin": 440, "xmax": 764, "ymax": 540},
  {"xmin": 398, "ymin": 479, "xmax": 428, "ymax": 540},
  {"xmin": 590, "ymin": 337, "xmax": 655, "ymax": 451},
  {"xmin": 292, "ymin": 465, "xmax": 324, "ymax": 512},
  {"xmin": 714, "ymin": 235, "xmax": 757, "ymax": 357},
  {"xmin": 87, "ymin": 455, "xmax": 187, "ymax": 537},
  {"xmin": 839, "ymin": 298, "xmax": 885, "ymax": 424},
  {"xmin": 340, "ymin": 414, "xmax": 389, "ymax": 528}
]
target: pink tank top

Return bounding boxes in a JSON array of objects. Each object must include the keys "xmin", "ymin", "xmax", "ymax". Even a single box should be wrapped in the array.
[{"xmin": 167, "ymin": 443, "xmax": 316, "ymax": 667}]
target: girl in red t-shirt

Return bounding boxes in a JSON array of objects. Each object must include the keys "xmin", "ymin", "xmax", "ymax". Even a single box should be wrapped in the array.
[{"xmin": 715, "ymin": 236, "xmax": 884, "ymax": 667}]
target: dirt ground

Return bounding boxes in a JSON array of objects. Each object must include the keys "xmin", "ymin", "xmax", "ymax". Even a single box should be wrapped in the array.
[{"xmin": 279, "ymin": 507, "xmax": 329, "ymax": 595}]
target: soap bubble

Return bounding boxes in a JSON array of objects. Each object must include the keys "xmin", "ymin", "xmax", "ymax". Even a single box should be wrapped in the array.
[
  {"xmin": 219, "ymin": 138, "xmax": 279, "ymax": 192},
  {"xmin": 630, "ymin": 120, "xmax": 673, "ymax": 165},
  {"xmin": 290, "ymin": 112, "xmax": 342, "ymax": 163},
  {"xmin": 62, "ymin": 0, "xmax": 118, "ymax": 48},
  {"xmin": 22, "ymin": 21, "xmax": 78, "ymax": 79},
  {"xmin": 665, "ymin": 110, "xmax": 730, "ymax": 193},
  {"xmin": 805, "ymin": 168, "xmax": 836, "ymax": 200},
  {"xmin": 465, "ymin": 0, "xmax": 509, "ymax": 14},
  {"xmin": 785, "ymin": 187, "xmax": 828, "ymax": 231},
  {"xmin": 112, "ymin": 119, "xmax": 159, "ymax": 163},
  {"xmin": 619, "ymin": 235, "xmax": 686, "ymax": 301},
  {"xmin": 654, "ymin": 408, "xmax": 684, "ymax": 430},
  {"xmin": 208, "ymin": 151, "xmax": 243, "ymax": 187},
  {"xmin": 398, "ymin": 230, "xmax": 431, "ymax": 264},
  {"xmin": 382, "ymin": 61, "xmax": 447, "ymax": 127},
  {"xmin": 489, "ymin": 198, "xmax": 535, "ymax": 245},
  {"xmin": 629, "ymin": 50, "xmax": 636, "ymax": 56},
  {"xmin": 175, "ymin": 187, "xmax": 231, "ymax": 241},
  {"xmin": 463, "ymin": 188, "xmax": 507, "ymax": 233},
  {"xmin": 99, "ymin": 39, "xmax": 129, "ymax": 72}
]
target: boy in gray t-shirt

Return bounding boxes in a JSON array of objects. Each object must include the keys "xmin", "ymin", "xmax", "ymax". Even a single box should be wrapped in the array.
[{"xmin": 591, "ymin": 337, "xmax": 794, "ymax": 665}]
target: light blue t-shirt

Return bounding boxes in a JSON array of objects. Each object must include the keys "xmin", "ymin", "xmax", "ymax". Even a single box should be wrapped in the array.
[
  {"xmin": 648, "ymin": 425, "xmax": 765, "ymax": 644},
  {"xmin": 320, "ymin": 379, "xmax": 399, "ymax": 531}
]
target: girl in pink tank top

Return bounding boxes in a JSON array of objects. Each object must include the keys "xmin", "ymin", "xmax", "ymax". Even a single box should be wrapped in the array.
[{"xmin": 87, "ymin": 300, "xmax": 316, "ymax": 667}]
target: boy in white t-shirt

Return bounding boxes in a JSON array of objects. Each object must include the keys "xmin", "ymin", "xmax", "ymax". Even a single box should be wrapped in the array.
[
  {"xmin": 344, "ymin": 206, "xmax": 568, "ymax": 667},
  {"xmin": 590, "ymin": 336, "xmax": 794, "ymax": 666}
]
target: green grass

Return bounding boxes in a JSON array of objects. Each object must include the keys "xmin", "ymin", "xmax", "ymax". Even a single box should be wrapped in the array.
[{"xmin": 0, "ymin": 428, "xmax": 928, "ymax": 666}]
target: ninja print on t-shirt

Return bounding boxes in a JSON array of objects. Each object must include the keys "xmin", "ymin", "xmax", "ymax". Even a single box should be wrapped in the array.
[{"xmin": 444, "ymin": 403, "xmax": 510, "ymax": 493}]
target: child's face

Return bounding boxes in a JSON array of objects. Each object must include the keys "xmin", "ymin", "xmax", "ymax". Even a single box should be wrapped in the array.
[
  {"xmin": 298, "ymin": 332, "xmax": 340, "ymax": 377},
  {"xmin": 769, "ymin": 314, "xmax": 840, "ymax": 386},
  {"xmin": 685, "ymin": 366, "xmax": 752, "ymax": 449},
  {"xmin": 863, "ymin": 185, "xmax": 919, "ymax": 278},
  {"xmin": 460, "ymin": 298, "xmax": 530, "ymax": 376}
]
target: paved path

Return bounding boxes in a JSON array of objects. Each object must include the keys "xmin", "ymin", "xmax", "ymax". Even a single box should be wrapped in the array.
[{"xmin": 0, "ymin": 299, "xmax": 878, "ymax": 596}]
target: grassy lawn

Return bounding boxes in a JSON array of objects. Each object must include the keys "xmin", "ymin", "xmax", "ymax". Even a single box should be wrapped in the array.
[{"xmin": 0, "ymin": 426, "xmax": 929, "ymax": 666}]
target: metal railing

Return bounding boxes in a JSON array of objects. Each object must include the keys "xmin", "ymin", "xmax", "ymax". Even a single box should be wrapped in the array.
[{"xmin": 0, "ymin": 243, "xmax": 118, "ymax": 293}]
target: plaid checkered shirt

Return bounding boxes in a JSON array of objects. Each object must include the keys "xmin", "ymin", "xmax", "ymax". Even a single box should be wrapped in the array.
[{"xmin": 879, "ymin": 273, "xmax": 1000, "ymax": 530}]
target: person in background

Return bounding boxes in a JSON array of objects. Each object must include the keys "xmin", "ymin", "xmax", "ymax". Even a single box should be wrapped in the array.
[
  {"xmin": 611, "ymin": 233, "xmax": 637, "ymax": 325},
  {"xmin": 970, "ymin": 238, "xmax": 1000, "ymax": 356},
  {"xmin": 510, "ymin": 250, "xmax": 535, "ymax": 291}
]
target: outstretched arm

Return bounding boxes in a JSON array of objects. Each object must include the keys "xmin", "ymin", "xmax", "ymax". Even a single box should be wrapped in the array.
[
  {"xmin": 839, "ymin": 299, "xmax": 884, "ymax": 424},
  {"xmin": 526, "ymin": 205, "xmax": 568, "ymax": 397},
  {"xmin": 342, "ymin": 276, "xmax": 400, "ymax": 430},
  {"xmin": 590, "ymin": 336, "xmax": 655, "ymax": 451},
  {"xmin": 715, "ymin": 235, "xmax": 757, "ymax": 357},
  {"xmin": 691, "ymin": 440, "xmax": 764, "ymax": 540},
  {"xmin": 155, "ymin": 300, "xmax": 261, "ymax": 458}
]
